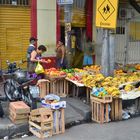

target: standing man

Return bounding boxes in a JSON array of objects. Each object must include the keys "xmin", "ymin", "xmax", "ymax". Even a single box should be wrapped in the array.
[
  {"xmin": 27, "ymin": 37, "xmax": 38, "ymax": 72},
  {"xmin": 56, "ymin": 41, "xmax": 67, "ymax": 69}
]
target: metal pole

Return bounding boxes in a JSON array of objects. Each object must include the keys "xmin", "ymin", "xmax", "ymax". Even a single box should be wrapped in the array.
[
  {"xmin": 124, "ymin": 21, "xmax": 129, "ymax": 66},
  {"xmin": 109, "ymin": 33, "xmax": 115, "ymax": 76},
  {"xmin": 101, "ymin": 29, "xmax": 110, "ymax": 76},
  {"xmin": 64, "ymin": 4, "xmax": 72, "ymax": 68}
]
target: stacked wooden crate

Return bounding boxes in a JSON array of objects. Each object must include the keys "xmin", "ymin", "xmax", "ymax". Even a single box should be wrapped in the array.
[
  {"xmin": 38, "ymin": 79, "xmax": 68, "ymax": 98},
  {"xmin": 51, "ymin": 79, "xmax": 68, "ymax": 97},
  {"xmin": 29, "ymin": 108, "xmax": 53, "ymax": 139},
  {"xmin": 53, "ymin": 108, "xmax": 65, "ymax": 135},
  {"xmin": 9, "ymin": 101, "xmax": 30, "ymax": 124},
  {"xmin": 111, "ymin": 98, "xmax": 122, "ymax": 121},
  {"xmin": 91, "ymin": 95, "xmax": 112, "ymax": 123}
]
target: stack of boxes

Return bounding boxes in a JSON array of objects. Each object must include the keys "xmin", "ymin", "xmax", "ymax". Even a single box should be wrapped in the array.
[
  {"xmin": 29, "ymin": 108, "xmax": 53, "ymax": 139},
  {"xmin": 9, "ymin": 101, "xmax": 30, "ymax": 124}
]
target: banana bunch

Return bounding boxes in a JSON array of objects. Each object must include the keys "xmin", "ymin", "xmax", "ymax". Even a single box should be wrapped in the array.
[
  {"xmin": 104, "ymin": 76, "xmax": 113, "ymax": 82},
  {"xmin": 127, "ymin": 75, "xmax": 139, "ymax": 82},
  {"xmin": 95, "ymin": 74, "xmax": 105, "ymax": 82},
  {"xmin": 82, "ymin": 75, "xmax": 96, "ymax": 87},
  {"xmin": 124, "ymin": 84, "xmax": 134, "ymax": 91},
  {"xmin": 104, "ymin": 86, "xmax": 120, "ymax": 97}
]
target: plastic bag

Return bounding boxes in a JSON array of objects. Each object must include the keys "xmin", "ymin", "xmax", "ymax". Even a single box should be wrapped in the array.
[{"xmin": 35, "ymin": 62, "xmax": 44, "ymax": 74}]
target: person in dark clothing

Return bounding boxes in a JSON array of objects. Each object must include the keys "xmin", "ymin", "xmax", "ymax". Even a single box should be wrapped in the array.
[{"xmin": 27, "ymin": 37, "xmax": 38, "ymax": 72}]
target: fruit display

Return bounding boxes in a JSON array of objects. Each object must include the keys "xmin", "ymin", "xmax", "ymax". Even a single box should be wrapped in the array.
[
  {"xmin": 82, "ymin": 74, "xmax": 96, "ymax": 87},
  {"xmin": 104, "ymin": 86, "xmax": 120, "ymax": 97},
  {"xmin": 135, "ymin": 64, "xmax": 140, "ymax": 70},
  {"xmin": 45, "ymin": 68, "xmax": 66, "ymax": 77},
  {"xmin": 83, "ymin": 65, "xmax": 101, "ymax": 74},
  {"xmin": 91, "ymin": 87, "xmax": 107, "ymax": 98},
  {"xmin": 82, "ymin": 73, "xmax": 105, "ymax": 87},
  {"xmin": 62, "ymin": 68, "xmax": 75, "ymax": 73},
  {"xmin": 114, "ymin": 69, "xmax": 126, "ymax": 76},
  {"xmin": 44, "ymin": 64, "xmax": 140, "ymax": 98}
]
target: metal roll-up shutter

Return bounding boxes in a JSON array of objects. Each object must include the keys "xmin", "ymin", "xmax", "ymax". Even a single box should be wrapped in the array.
[{"xmin": 0, "ymin": 6, "xmax": 31, "ymax": 69}]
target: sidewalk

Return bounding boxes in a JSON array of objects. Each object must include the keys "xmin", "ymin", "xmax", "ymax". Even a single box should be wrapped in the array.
[{"xmin": 0, "ymin": 97, "xmax": 91, "ymax": 139}]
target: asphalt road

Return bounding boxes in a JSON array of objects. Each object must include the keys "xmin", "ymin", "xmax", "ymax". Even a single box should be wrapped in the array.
[{"xmin": 13, "ymin": 117, "xmax": 140, "ymax": 140}]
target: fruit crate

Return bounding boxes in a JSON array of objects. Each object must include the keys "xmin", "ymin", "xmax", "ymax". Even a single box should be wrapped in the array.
[
  {"xmin": 29, "ymin": 121, "xmax": 53, "ymax": 139},
  {"xmin": 38, "ymin": 79, "xmax": 68, "ymax": 98},
  {"xmin": 53, "ymin": 108, "xmax": 65, "ymax": 135},
  {"xmin": 37, "ymin": 79, "xmax": 50, "ymax": 98},
  {"xmin": 51, "ymin": 79, "xmax": 68, "ymax": 97},
  {"xmin": 9, "ymin": 101, "xmax": 30, "ymax": 124},
  {"xmin": 45, "ymin": 74, "xmax": 66, "ymax": 81},
  {"xmin": 86, "ymin": 87, "xmax": 92, "ymax": 103},
  {"xmin": 90, "ymin": 95, "xmax": 112, "ymax": 103},
  {"xmin": 29, "ymin": 108, "xmax": 53, "ymax": 139},
  {"xmin": 90, "ymin": 95, "xmax": 112, "ymax": 124},
  {"xmin": 110, "ymin": 98, "xmax": 122, "ymax": 121},
  {"xmin": 29, "ymin": 108, "xmax": 53, "ymax": 123},
  {"xmin": 135, "ymin": 97, "xmax": 140, "ymax": 113}
]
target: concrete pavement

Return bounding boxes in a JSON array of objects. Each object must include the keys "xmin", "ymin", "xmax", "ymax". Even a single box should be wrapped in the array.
[
  {"xmin": 13, "ymin": 117, "xmax": 140, "ymax": 140},
  {"xmin": 0, "ymin": 97, "xmax": 91, "ymax": 139}
]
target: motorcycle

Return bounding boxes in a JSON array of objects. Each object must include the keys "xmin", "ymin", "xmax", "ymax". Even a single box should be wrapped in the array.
[{"xmin": 3, "ymin": 60, "xmax": 40, "ymax": 109}]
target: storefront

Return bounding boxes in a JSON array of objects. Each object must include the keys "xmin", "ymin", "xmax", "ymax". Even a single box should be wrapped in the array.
[
  {"xmin": 0, "ymin": 0, "xmax": 94, "ymax": 69},
  {"xmin": 0, "ymin": 0, "xmax": 31, "ymax": 69},
  {"xmin": 57, "ymin": 0, "xmax": 93, "ymax": 68}
]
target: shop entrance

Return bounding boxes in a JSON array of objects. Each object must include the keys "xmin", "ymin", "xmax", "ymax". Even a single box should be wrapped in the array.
[{"xmin": 61, "ymin": 26, "xmax": 86, "ymax": 68}]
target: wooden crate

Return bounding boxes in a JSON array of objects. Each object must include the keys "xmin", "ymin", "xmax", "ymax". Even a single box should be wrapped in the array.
[
  {"xmin": 37, "ymin": 79, "xmax": 50, "ymax": 98},
  {"xmin": 9, "ymin": 116, "xmax": 28, "ymax": 124},
  {"xmin": 38, "ymin": 79, "xmax": 68, "ymax": 98},
  {"xmin": 111, "ymin": 98, "xmax": 122, "ymax": 121},
  {"xmin": 29, "ymin": 108, "xmax": 53, "ymax": 123},
  {"xmin": 9, "ymin": 101, "xmax": 30, "ymax": 114},
  {"xmin": 91, "ymin": 95, "xmax": 112, "ymax": 124},
  {"xmin": 51, "ymin": 79, "xmax": 68, "ymax": 97},
  {"xmin": 29, "ymin": 108, "xmax": 53, "ymax": 139},
  {"xmin": 29, "ymin": 121, "xmax": 53, "ymax": 139},
  {"xmin": 135, "ymin": 97, "xmax": 140, "ymax": 113},
  {"xmin": 9, "ymin": 109, "xmax": 29, "ymax": 120},
  {"xmin": 86, "ymin": 87, "xmax": 92, "ymax": 103},
  {"xmin": 53, "ymin": 108, "xmax": 65, "ymax": 135},
  {"xmin": 9, "ymin": 101, "xmax": 30, "ymax": 124},
  {"xmin": 90, "ymin": 95, "xmax": 112, "ymax": 103}
]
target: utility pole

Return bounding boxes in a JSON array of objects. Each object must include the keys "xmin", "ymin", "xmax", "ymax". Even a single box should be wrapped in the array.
[{"xmin": 95, "ymin": 0, "xmax": 119, "ymax": 76}]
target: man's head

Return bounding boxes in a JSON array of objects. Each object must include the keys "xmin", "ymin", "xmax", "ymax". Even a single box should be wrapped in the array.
[
  {"xmin": 37, "ymin": 45, "xmax": 47, "ymax": 54},
  {"xmin": 57, "ymin": 40, "xmax": 64, "ymax": 47},
  {"xmin": 29, "ymin": 37, "xmax": 38, "ymax": 44}
]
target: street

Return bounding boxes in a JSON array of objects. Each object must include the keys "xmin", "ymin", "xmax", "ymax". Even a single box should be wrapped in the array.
[{"xmin": 13, "ymin": 117, "xmax": 140, "ymax": 140}]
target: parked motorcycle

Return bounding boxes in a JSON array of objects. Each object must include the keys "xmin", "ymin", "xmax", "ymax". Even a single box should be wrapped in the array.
[{"xmin": 3, "ymin": 60, "xmax": 40, "ymax": 109}]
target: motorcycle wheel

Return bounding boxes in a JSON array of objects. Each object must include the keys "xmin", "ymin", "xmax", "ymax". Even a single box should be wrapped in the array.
[{"xmin": 4, "ymin": 80, "xmax": 19, "ymax": 101}]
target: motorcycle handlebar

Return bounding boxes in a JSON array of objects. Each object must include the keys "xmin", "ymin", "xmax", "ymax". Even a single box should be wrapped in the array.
[{"xmin": 6, "ymin": 59, "xmax": 27, "ymax": 68}]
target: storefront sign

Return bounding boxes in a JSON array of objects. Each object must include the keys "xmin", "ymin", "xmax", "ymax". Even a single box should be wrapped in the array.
[
  {"xmin": 96, "ymin": 0, "xmax": 119, "ymax": 29},
  {"xmin": 57, "ymin": 0, "xmax": 73, "ymax": 5}
]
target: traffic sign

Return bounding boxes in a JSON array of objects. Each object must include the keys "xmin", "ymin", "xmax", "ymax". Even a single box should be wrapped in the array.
[
  {"xmin": 96, "ymin": 0, "xmax": 119, "ymax": 29},
  {"xmin": 57, "ymin": 0, "xmax": 73, "ymax": 5}
]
